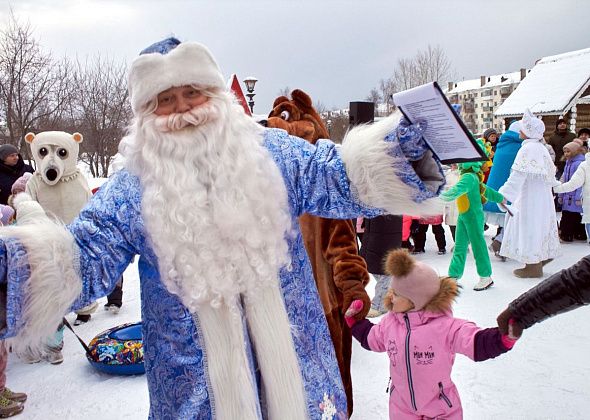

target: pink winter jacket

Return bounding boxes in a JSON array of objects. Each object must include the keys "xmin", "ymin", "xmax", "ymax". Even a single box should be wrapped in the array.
[{"xmin": 352, "ymin": 310, "xmax": 510, "ymax": 419}]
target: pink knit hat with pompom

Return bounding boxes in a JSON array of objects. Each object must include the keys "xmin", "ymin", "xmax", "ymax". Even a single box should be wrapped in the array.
[{"xmin": 384, "ymin": 249, "xmax": 441, "ymax": 311}]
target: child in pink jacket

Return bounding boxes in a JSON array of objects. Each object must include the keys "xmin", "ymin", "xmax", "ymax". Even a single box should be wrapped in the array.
[{"xmin": 346, "ymin": 249, "xmax": 517, "ymax": 419}]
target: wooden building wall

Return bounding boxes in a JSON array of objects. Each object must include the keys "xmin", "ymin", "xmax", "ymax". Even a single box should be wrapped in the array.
[{"xmin": 502, "ymin": 105, "xmax": 590, "ymax": 139}]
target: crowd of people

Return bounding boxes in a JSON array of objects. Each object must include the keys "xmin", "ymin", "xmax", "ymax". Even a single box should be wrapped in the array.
[
  {"xmin": 358, "ymin": 115, "xmax": 590, "ymax": 290},
  {"xmin": 0, "ymin": 37, "xmax": 589, "ymax": 419}
]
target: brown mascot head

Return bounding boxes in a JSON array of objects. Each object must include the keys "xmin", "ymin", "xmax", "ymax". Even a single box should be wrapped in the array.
[{"xmin": 267, "ymin": 89, "xmax": 329, "ymax": 144}]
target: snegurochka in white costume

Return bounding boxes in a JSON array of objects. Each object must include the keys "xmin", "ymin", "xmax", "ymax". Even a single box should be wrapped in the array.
[
  {"xmin": 0, "ymin": 38, "xmax": 445, "ymax": 419},
  {"xmin": 499, "ymin": 108, "xmax": 561, "ymax": 278}
]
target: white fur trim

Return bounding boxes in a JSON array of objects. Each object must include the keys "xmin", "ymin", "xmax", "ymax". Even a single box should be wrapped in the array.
[
  {"xmin": 194, "ymin": 282, "xmax": 307, "ymax": 420},
  {"xmin": 1, "ymin": 213, "xmax": 82, "ymax": 358},
  {"xmin": 340, "ymin": 115, "xmax": 444, "ymax": 216},
  {"xmin": 244, "ymin": 283, "xmax": 307, "ymax": 420},
  {"xmin": 196, "ymin": 304, "xmax": 259, "ymax": 420},
  {"xmin": 128, "ymin": 42, "xmax": 226, "ymax": 114},
  {"xmin": 13, "ymin": 193, "xmax": 46, "ymax": 224}
]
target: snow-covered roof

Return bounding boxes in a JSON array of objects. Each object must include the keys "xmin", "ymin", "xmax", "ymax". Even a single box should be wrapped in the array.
[
  {"xmin": 446, "ymin": 71, "xmax": 523, "ymax": 94},
  {"xmin": 495, "ymin": 47, "xmax": 590, "ymax": 117}
]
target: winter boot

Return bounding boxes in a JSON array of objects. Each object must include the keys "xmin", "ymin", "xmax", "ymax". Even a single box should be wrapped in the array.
[
  {"xmin": 43, "ymin": 348, "xmax": 64, "ymax": 365},
  {"xmin": 473, "ymin": 277, "xmax": 494, "ymax": 291},
  {"xmin": 488, "ymin": 240, "xmax": 501, "ymax": 253},
  {"xmin": 541, "ymin": 258, "xmax": 554, "ymax": 267},
  {"xmin": 0, "ymin": 395, "xmax": 23, "ymax": 418},
  {"xmin": 73, "ymin": 314, "xmax": 91, "ymax": 326},
  {"xmin": 19, "ymin": 348, "xmax": 41, "ymax": 364},
  {"xmin": 0, "ymin": 388, "xmax": 27, "ymax": 403},
  {"xmin": 104, "ymin": 303, "xmax": 121, "ymax": 314},
  {"xmin": 513, "ymin": 263, "xmax": 543, "ymax": 278}
]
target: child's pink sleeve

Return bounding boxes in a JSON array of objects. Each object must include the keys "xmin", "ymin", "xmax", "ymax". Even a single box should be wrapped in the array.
[
  {"xmin": 447, "ymin": 318, "xmax": 481, "ymax": 359},
  {"xmin": 367, "ymin": 320, "xmax": 387, "ymax": 352},
  {"xmin": 449, "ymin": 318, "xmax": 515, "ymax": 361}
]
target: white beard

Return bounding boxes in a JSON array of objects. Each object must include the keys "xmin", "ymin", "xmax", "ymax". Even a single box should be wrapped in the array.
[
  {"xmin": 123, "ymin": 94, "xmax": 292, "ymax": 313},
  {"xmin": 121, "ymin": 93, "xmax": 307, "ymax": 419}
]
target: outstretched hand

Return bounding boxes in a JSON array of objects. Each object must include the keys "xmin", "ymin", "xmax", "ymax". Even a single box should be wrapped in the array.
[
  {"xmin": 392, "ymin": 117, "xmax": 429, "ymax": 162},
  {"xmin": 344, "ymin": 299, "xmax": 365, "ymax": 328}
]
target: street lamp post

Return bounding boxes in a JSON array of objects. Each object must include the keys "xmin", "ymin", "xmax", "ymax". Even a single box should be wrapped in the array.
[{"xmin": 243, "ymin": 76, "xmax": 258, "ymax": 113}]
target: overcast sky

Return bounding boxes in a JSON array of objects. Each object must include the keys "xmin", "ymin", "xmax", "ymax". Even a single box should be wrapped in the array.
[{"xmin": 1, "ymin": 0, "xmax": 589, "ymax": 113}]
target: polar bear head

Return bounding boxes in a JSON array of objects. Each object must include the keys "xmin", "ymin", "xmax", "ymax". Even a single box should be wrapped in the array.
[{"xmin": 25, "ymin": 131, "xmax": 83, "ymax": 186}]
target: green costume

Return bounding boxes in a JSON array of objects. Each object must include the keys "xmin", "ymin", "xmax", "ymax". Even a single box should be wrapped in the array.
[{"xmin": 441, "ymin": 142, "xmax": 503, "ymax": 280}]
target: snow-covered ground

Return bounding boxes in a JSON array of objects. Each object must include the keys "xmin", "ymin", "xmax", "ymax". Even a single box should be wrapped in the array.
[{"xmin": 6, "ymin": 228, "xmax": 590, "ymax": 419}]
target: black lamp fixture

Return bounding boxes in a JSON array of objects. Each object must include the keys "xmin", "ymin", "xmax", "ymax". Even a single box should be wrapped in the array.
[{"xmin": 243, "ymin": 76, "xmax": 258, "ymax": 113}]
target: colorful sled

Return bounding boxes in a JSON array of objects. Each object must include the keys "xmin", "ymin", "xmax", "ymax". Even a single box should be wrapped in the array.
[{"xmin": 85, "ymin": 322, "xmax": 145, "ymax": 375}]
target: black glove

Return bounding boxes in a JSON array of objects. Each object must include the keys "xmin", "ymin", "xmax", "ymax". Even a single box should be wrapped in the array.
[{"xmin": 497, "ymin": 307, "xmax": 523, "ymax": 339}]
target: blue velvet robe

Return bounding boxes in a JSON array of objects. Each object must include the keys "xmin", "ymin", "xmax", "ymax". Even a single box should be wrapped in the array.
[{"xmin": 0, "ymin": 128, "xmax": 384, "ymax": 419}]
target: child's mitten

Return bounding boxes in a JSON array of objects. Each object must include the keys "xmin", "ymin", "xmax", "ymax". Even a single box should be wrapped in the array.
[{"xmin": 344, "ymin": 299, "xmax": 364, "ymax": 328}]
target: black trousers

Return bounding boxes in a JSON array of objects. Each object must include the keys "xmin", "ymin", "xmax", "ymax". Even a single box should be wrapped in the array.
[
  {"xmin": 560, "ymin": 211, "xmax": 586, "ymax": 241},
  {"xmin": 106, "ymin": 277, "xmax": 124, "ymax": 307},
  {"xmin": 412, "ymin": 224, "xmax": 446, "ymax": 251}
]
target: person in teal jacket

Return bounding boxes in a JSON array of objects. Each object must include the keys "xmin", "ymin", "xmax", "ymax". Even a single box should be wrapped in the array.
[{"xmin": 441, "ymin": 139, "xmax": 505, "ymax": 291}]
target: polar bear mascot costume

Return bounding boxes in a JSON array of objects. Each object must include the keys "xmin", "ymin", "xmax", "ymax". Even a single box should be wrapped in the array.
[{"xmin": 24, "ymin": 131, "xmax": 97, "ymax": 324}]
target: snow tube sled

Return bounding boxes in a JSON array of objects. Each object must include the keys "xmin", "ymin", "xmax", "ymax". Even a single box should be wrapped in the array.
[{"xmin": 86, "ymin": 322, "xmax": 145, "ymax": 375}]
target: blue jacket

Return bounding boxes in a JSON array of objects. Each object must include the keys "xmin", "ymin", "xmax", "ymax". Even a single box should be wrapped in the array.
[{"xmin": 483, "ymin": 130, "xmax": 522, "ymax": 213}]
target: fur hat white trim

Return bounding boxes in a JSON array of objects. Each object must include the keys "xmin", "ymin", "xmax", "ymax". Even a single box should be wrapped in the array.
[{"xmin": 128, "ymin": 42, "xmax": 226, "ymax": 115}]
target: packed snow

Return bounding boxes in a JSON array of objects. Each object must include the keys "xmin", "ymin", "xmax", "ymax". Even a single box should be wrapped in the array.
[{"xmin": 6, "ymin": 228, "xmax": 590, "ymax": 419}]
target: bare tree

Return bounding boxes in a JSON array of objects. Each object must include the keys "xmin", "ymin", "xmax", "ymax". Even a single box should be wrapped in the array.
[
  {"xmin": 379, "ymin": 78, "xmax": 396, "ymax": 109},
  {"xmin": 366, "ymin": 88, "xmax": 381, "ymax": 112},
  {"xmin": 70, "ymin": 55, "xmax": 131, "ymax": 177},
  {"xmin": 414, "ymin": 45, "xmax": 453, "ymax": 86},
  {"xmin": 313, "ymin": 100, "xmax": 327, "ymax": 115},
  {"xmin": 276, "ymin": 86, "xmax": 291, "ymax": 98},
  {"xmin": 320, "ymin": 111, "xmax": 349, "ymax": 143},
  {"xmin": 0, "ymin": 12, "xmax": 73, "ymax": 159},
  {"xmin": 392, "ymin": 57, "xmax": 419, "ymax": 91},
  {"xmin": 389, "ymin": 44, "xmax": 454, "ymax": 92}
]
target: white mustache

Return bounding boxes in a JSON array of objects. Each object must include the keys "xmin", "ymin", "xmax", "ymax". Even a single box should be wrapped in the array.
[{"xmin": 153, "ymin": 102, "xmax": 218, "ymax": 132}]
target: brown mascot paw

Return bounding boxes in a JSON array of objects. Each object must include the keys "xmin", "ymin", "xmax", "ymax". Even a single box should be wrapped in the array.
[{"xmin": 343, "ymin": 290, "xmax": 371, "ymax": 320}]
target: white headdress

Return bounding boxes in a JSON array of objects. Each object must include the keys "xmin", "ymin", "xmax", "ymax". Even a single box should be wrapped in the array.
[{"xmin": 520, "ymin": 108, "xmax": 546, "ymax": 140}]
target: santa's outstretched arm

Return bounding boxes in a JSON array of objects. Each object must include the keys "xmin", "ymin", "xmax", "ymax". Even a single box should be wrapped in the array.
[
  {"xmin": 0, "ymin": 173, "xmax": 139, "ymax": 355},
  {"xmin": 269, "ymin": 113, "xmax": 445, "ymax": 219}
]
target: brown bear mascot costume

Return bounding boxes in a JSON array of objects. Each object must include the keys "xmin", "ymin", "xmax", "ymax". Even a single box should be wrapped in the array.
[{"xmin": 267, "ymin": 89, "xmax": 370, "ymax": 417}]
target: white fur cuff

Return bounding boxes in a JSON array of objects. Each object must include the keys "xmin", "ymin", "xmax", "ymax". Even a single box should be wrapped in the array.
[
  {"xmin": 340, "ymin": 115, "xmax": 444, "ymax": 216},
  {"xmin": 2, "ymin": 217, "xmax": 82, "ymax": 356}
]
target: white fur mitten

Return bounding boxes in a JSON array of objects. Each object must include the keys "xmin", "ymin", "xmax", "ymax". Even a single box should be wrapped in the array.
[{"xmin": 13, "ymin": 193, "xmax": 48, "ymax": 225}]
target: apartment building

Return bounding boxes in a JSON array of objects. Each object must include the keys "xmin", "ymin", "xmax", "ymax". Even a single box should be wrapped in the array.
[{"xmin": 445, "ymin": 68, "xmax": 529, "ymax": 135}]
